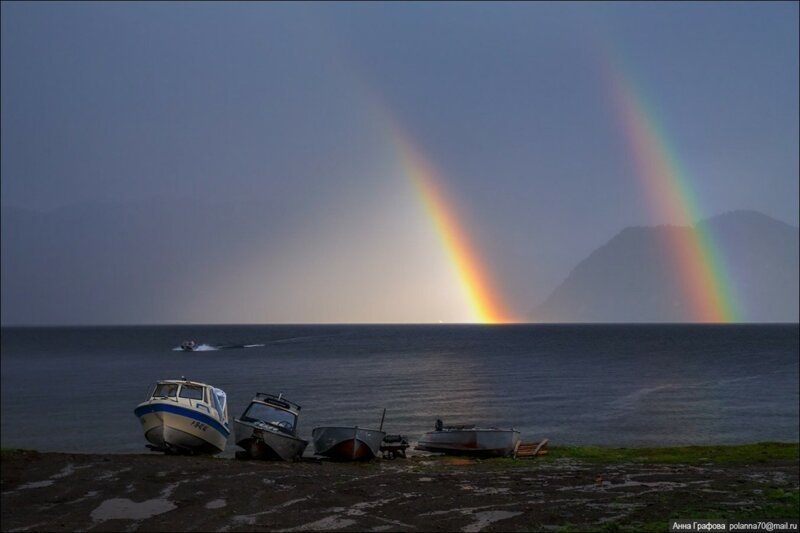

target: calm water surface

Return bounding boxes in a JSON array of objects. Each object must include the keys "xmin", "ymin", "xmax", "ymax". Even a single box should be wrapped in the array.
[{"xmin": 1, "ymin": 324, "xmax": 797, "ymax": 454}]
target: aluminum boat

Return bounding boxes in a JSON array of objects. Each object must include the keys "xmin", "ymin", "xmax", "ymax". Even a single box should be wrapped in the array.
[
  {"xmin": 416, "ymin": 419, "xmax": 521, "ymax": 457},
  {"xmin": 311, "ymin": 426, "xmax": 386, "ymax": 460},
  {"xmin": 234, "ymin": 393, "xmax": 308, "ymax": 461}
]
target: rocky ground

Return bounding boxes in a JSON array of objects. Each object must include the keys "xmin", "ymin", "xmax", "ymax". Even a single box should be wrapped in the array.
[{"xmin": 2, "ymin": 450, "xmax": 798, "ymax": 532}]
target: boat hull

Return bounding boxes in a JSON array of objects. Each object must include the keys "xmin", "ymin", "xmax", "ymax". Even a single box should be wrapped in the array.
[
  {"xmin": 416, "ymin": 429, "xmax": 521, "ymax": 457},
  {"xmin": 134, "ymin": 401, "xmax": 229, "ymax": 455},
  {"xmin": 311, "ymin": 427, "xmax": 386, "ymax": 460},
  {"xmin": 234, "ymin": 419, "xmax": 308, "ymax": 461}
]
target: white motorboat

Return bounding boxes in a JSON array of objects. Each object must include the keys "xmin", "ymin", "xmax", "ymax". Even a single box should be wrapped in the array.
[
  {"xmin": 416, "ymin": 419, "xmax": 521, "ymax": 457},
  {"xmin": 134, "ymin": 378, "xmax": 230, "ymax": 455},
  {"xmin": 234, "ymin": 393, "xmax": 308, "ymax": 461},
  {"xmin": 180, "ymin": 340, "xmax": 197, "ymax": 351}
]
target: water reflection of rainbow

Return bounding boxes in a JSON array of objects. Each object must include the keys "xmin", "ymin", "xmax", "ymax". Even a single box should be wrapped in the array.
[
  {"xmin": 386, "ymin": 123, "xmax": 513, "ymax": 324},
  {"xmin": 604, "ymin": 54, "xmax": 739, "ymax": 322}
]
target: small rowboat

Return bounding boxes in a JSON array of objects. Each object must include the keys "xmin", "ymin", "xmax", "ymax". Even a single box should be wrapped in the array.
[
  {"xmin": 416, "ymin": 419, "xmax": 521, "ymax": 457},
  {"xmin": 312, "ymin": 409, "xmax": 389, "ymax": 460},
  {"xmin": 311, "ymin": 426, "xmax": 386, "ymax": 460}
]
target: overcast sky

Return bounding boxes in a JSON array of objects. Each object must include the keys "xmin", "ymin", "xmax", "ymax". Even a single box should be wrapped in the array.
[{"xmin": 1, "ymin": 2, "xmax": 797, "ymax": 324}]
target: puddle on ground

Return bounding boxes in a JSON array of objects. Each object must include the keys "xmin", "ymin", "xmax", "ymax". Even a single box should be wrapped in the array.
[
  {"xmin": 474, "ymin": 487, "xmax": 510, "ymax": 495},
  {"xmin": 459, "ymin": 483, "xmax": 510, "ymax": 495},
  {"xmin": 205, "ymin": 498, "xmax": 226, "ymax": 509},
  {"xmin": 64, "ymin": 490, "xmax": 100, "ymax": 505},
  {"xmin": 279, "ymin": 515, "xmax": 357, "ymax": 531},
  {"xmin": 52, "ymin": 464, "xmax": 76, "ymax": 479},
  {"xmin": 17, "ymin": 480, "xmax": 54, "ymax": 490},
  {"xmin": 91, "ymin": 497, "xmax": 176, "ymax": 521},
  {"xmin": 95, "ymin": 468, "xmax": 132, "ymax": 481},
  {"xmin": 346, "ymin": 497, "xmax": 400, "ymax": 516},
  {"xmin": 462, "ymin": 510, "xmax": 523, "ymax": 532},
  {"xmin": 232, "ymin": 497, "xmax": 310, "ymax": 525}
]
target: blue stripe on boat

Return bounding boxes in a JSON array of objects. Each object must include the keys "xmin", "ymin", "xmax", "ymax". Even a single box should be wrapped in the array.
[{"xmin": 134, "ymin": 403, "xmax": 230, "ymax": 437}]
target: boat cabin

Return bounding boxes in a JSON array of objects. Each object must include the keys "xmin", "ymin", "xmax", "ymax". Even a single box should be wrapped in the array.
[
  {"xmin": 145, "ymin": 379, "xmax": 228, "ymax": 424},
  {"xmin": 239, "ymin": 393, "xmax": 301, "ymax": 435}
]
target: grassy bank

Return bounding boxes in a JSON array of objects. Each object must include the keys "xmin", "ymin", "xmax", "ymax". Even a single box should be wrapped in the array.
[
  {"xmin": 539, "ymin": 441, "xmax": 800, "ymax": 465},
  {"xmin": 3, "ymin": 442, "xmax": 798, "ymax": 465},
  {"xmin": 3, "ymin": 442, "xmax": 798, "ymax": 462}
]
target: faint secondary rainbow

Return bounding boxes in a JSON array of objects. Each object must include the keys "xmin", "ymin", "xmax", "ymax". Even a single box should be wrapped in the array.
[
  {"xmin": 374, "ymin": 110, "xmax": 513, "ymax": 324},
  {"xmin": 603, "ymin": 51, "xmax": 739, "ymax": 322}
]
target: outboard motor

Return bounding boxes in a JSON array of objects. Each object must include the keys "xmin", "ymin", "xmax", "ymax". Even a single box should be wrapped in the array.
[{"xmin": 435, "ymin": 419, "xmax": 443, "ymax": 431}]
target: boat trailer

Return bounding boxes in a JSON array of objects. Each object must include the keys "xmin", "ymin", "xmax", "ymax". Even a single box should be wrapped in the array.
[{"xmin": 380, "ymin": 434, "xmax": 409, "ymax": 458}]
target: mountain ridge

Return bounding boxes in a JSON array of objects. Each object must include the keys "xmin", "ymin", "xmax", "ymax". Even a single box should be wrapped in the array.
[{"xmin": 533, "ymin": 209, "xmax": 799, "ymax": 323}]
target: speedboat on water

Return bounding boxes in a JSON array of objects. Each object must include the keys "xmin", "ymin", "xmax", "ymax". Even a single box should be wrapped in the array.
[
  {"xmin": 234, "ymin": 393, "xmax": 308, "ymax": 461},
  {"xmin": 180, "ymin": 340, "xmax": 197, "ymax": 351},
  {"xmin": 134, "ymin": 378, "xmax": 230, "ymax": 454},
  {"xmin": 312, "ymin": 426, "xmax": 386, "ymax": 460},
  {"xmin": 416, "ymin": 419, "xmax": 521, "ymax": 457}
]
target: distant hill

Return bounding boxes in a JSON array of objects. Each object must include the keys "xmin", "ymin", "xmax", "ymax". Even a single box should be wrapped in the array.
[{"xmin": 533, "ymin": 210, "xmax": 799, "ymax": 323}]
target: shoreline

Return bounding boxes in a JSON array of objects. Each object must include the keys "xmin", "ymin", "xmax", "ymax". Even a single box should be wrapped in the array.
[{"xmin": 2, "ymin": 443, "xmax": 798, "ymax": 531}]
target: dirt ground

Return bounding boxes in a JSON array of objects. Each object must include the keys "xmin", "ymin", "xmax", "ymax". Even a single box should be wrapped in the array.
[{"xmin": 2, "ymin": 451, "xmax": 797, "ymax": 532}]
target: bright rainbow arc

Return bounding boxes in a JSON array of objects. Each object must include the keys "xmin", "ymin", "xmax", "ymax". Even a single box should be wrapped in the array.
[
  {"xmin": 389, "ymin": 129, "xmax": 512, "ymax": 324},
  {"xmin": 604, "ymin": 52, "xmax": 739, "ymax": 322},
  {"xmin": 351, "ymin": 75, "xmax": 515, "ymax": 324}
]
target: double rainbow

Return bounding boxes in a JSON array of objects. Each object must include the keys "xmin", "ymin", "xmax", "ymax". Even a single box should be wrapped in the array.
[
  {"xmin": 363, "ymin": 48, "xmax": 740, "ymax": 323},
  {"xmin": 603, "ymin": 52, "xmax": 739, "ymax": 322}
]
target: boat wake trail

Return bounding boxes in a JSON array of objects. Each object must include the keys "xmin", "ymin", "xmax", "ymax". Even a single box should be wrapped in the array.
[
  {"xmin": 172, "ymin": 343, "xmax": 266, "ymax": 352},
  {"xmin": 271, "ymin": 335, "xmax": 337, "ymax": 344},
  {"xmin": 172, "ymin": 344, "xmax": 219, "ymax": 352}
]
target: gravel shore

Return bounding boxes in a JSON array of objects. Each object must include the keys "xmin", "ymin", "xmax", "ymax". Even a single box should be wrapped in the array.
[{"xmin": 2, "ymin": 449, "xmax": 798, "ymax": 532}]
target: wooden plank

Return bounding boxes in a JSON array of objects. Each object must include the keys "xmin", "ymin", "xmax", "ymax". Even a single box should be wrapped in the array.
[
  {"xmin": 532, "ymin": 438, "xmax": 549, "ymax": 456},
  {"xmin": 514, "ymin": 439, "xmax": 549, "ymax": 458}
]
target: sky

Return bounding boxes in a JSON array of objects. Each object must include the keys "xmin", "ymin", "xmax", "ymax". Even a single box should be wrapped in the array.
[{"xmin": 1, "ymin": 2, "xmax": 798, "ymax": 325}]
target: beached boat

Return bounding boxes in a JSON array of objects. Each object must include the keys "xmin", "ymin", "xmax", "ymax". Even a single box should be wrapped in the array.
[
  {"xmin": 134, "ymin": 378, "xmax": 230, "ymax": 455},
  {"xmin": 416, "ymin": 420, "xmax": 521, "ymax": 457},
  {"xmin": 312, "ymin": 409, "xmax": 390, "ymax": 461},
  {"xmin": 312, "ymin": 408, "xmax": 390, "ymax": 461},
  {"xmin": 312, "ymin": 426, "xmax": 386, "ymax": 460},
  {"xmin": 234, "ymin": 393, "xmax": 308, "ymax": 461}
]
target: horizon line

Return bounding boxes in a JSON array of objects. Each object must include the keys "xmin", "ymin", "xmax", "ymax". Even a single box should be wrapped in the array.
[{"xmin": 2, "ymin": 321, "xmax": 797, "ymax": 328}]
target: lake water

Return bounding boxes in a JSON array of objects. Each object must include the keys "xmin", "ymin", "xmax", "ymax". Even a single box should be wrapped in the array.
[{"xmin": 1, "ymin": 324, "xmax": 797, "ymax": 455}]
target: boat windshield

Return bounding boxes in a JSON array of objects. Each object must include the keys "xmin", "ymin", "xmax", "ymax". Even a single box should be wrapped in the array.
[
  {"xmin": 241, "ymin": 402, "xmax": 297, "ymax": 432},
  {"xmin": 152, "ymin": 383, "xmax": 178, "ymax": 398},
  {"xmin": 179, "ymin": 384, "xmax": 204, "ymax": 401},
  {"xmin": 211, "ymin": 388, "xmax": 228, "ymax": 425}
]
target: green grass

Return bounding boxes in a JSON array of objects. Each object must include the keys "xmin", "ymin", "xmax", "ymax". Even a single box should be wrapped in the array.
[
  {"xmin": 538, "ymin": 442, "xmax": 799, "ymax": 465},
  {"xmin": 0, "ymin": 448, "xmax": 39, "ymax": 459},
  {"xmin": 411, "ymin": 442, "xmax": 799, "ymax": 470}
]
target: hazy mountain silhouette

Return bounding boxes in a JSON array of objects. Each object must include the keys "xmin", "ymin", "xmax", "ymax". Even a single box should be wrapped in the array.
[{"xmin": 534, "ymin": 210, "xmax": 799, "ymax": 323}]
